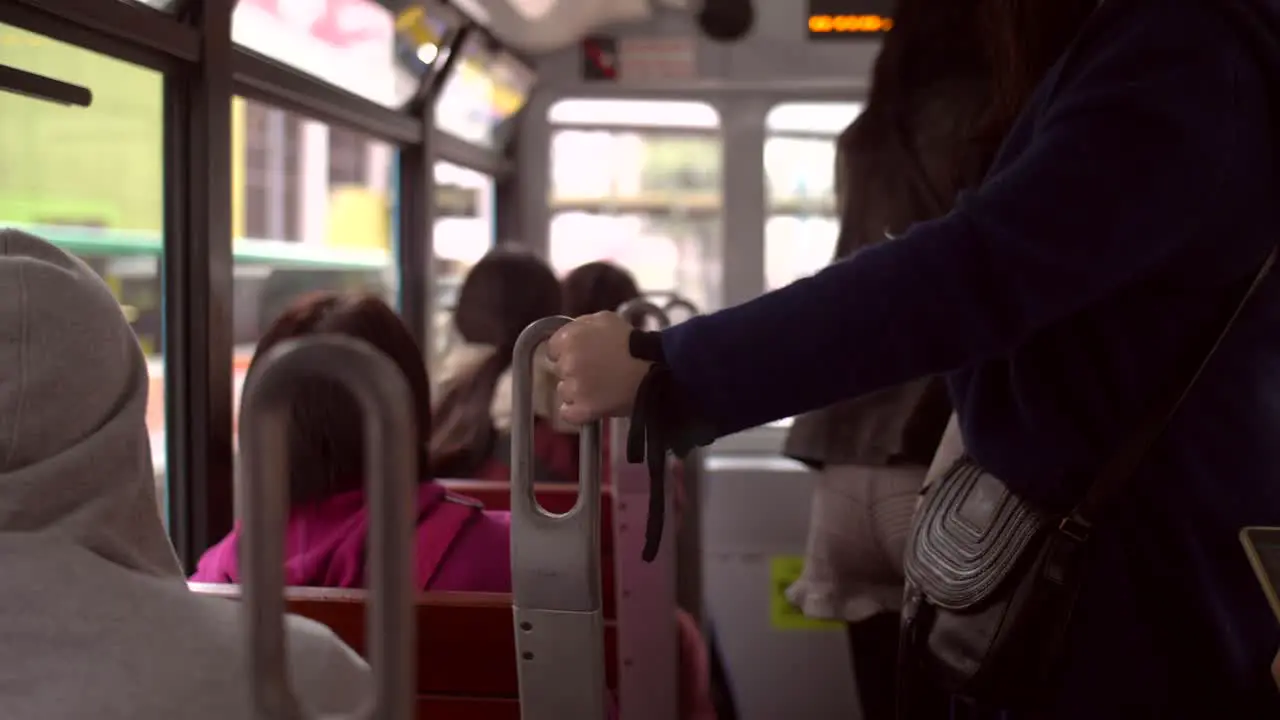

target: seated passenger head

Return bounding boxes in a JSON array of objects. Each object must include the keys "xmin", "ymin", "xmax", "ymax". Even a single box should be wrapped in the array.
[
  {"xmin": 431, "ymin": 248, "xmax": 561, "ymax": 476},
  {"xmin": 451, "ymin": 248, "xmax": 563, "ymax": 348},
  {"xmin": 0, "ymin": 228, "xmax": 181, "ymax": 576},
  {"xmin": 562, "ymin": 261, "xmax": 641, "ymax": 318},
  {"xmin": 250, "ymin": 293, "xmax": 432, "ymax": 506}
]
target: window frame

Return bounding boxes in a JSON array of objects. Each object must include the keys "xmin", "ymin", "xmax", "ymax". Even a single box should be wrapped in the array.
[{"xmin": 0, "ymin": 0, "xmax": 513, "ymax": 570}]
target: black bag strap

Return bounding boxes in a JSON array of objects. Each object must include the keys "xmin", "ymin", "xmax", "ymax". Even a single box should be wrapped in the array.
[{"xmin": 1063, "ymin": 0, "xmax": 1280, "ymax": 540}]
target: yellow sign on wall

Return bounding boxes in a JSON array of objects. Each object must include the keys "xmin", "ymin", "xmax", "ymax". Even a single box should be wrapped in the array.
[{"xmin": 768, "ymin": 556, "xmax": 845, "ymax": 631}]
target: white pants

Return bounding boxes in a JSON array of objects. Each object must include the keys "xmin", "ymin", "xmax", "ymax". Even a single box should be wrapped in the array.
[
  {"xmin": 786, "ymin": 463, "xmax": 925, "ymax": 623},
  {"xmin": 788, "ymin": 413, "xmax": 967, "ymax": 623}
]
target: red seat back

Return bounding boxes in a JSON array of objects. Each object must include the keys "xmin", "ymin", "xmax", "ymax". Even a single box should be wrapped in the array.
[
  {"xmin": 440, "ymin": 480, "xmax": 617, "ymax": 619},
  {"xmin": 188, "ymin": 584, "xmax": 618, "ymax": 720}
]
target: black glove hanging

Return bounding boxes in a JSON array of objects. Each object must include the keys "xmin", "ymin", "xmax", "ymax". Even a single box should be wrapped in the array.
[
  {"xmin": 627, "ymin": 333, "xmax": 671, "ymax": 563},
  {"xmin": 625, "ymin": 329, "xmax": 718, "ymax": 562}
]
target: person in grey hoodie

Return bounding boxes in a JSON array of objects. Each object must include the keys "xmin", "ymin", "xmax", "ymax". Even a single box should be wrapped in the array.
[{"xmin": 0, "ymin": 228, "xmax": 372, "ymax": 719}]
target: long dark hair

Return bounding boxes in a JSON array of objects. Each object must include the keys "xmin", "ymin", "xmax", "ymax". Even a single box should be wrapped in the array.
[
  {"xmin": 430, "ymin": 249, "xmax": 562, "ymax": 477},
  {"xmin": 834, "ymin": 0, "xmax": 1096, "ymax": 257},
  {"xmin": 811, "ymin": 0, "xmax": 1095, "ymax": 465},
  {"xmin": 562, "ymin": 261, "xmax": 641, "ymax": 318},
  {"xmin": 979, "ymin": 0, "xmax": 1099, "ymax": 141},
  {"xmin": 249, "ymin": 292, "xmax": 433, "ymax": 507}
]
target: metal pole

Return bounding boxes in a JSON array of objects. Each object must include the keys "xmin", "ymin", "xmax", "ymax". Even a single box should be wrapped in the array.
[
  {"xmin": 396, "ymin": 25, "xmax": 467, "ymax": 360},
  {"xmin": 510, "ymin": 317, "xmax": 607, "ymax": 720},
  {"xmin": 164, "ymin": 0, "xmax": 235, "ymax": 570},
  {"xmin": 613, "ymin": 299, "xmax": 680, "ymax": 720},
  {"xmin": 238, "ymin": 336, "xmax": 416, "ymax": 720}
]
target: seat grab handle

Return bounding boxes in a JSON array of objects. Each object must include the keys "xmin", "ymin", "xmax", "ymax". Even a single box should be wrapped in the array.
[
  {"xmin": 238, "ymin": 336, "xmax": 416, "ymax": 720},
  {"xmin": 510, "ymin": 316, "xmax": 607, "ymax": 720},
  {"xmin": 618, "ymin": 298, "xmax": 671, "ymax": 330}
]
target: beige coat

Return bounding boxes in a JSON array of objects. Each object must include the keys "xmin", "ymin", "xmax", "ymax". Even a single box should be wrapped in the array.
[{"xmin": 433, "ymin": 342, "xmax": 564, "ymax": 431}]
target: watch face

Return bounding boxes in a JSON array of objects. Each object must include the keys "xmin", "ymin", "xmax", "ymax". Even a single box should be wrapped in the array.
[{"xmin": 581, "ymin": 35, "xmax": 618, "ymax": 82}]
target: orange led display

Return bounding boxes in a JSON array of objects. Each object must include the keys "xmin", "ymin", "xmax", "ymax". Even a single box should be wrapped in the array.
[{"xmin": 807, "ymin": 14, "xmax": 893, "ymax": 35}]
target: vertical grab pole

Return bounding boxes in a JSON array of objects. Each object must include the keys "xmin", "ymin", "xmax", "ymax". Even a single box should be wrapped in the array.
[
  {"xmin": 615, "ymin": 299, "xmax": 680, "ymax": 720},
  {"xmin": 511, "ymin": 317, "xmax": 607, "ymax": 720},
  {"xmin": 238, "ymin": 336, "xmax": 416, "ymax": 720}
]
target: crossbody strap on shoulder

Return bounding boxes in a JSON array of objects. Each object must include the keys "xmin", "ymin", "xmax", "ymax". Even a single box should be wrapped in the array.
[{"xmin": 1065, "ymin": 1, "xmax": 1280, "ymax": 538}]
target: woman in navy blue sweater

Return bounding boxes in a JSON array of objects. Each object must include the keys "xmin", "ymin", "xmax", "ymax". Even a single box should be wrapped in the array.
[{"xmin": 549, "ymin": 0, "xmax": 1280, "ymax": 716}]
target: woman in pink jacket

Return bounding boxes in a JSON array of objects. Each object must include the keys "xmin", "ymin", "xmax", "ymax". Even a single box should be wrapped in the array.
[
  {"xmin": 193, "ymin": 292, "xmax": 511, "ymax": 592},
  {"xmin": 191, "ymin": 291, "xmax": 714, "ymax": 718}
]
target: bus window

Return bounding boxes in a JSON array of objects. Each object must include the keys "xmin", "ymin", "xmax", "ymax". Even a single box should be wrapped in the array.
[
  {"xmin": 763, "ymin": 102, "xmax": 864, "ymax": 290},
  {"xmin": 547, "ymin": 99, "xmax": 722, "ymax": 311},
  {"xmin": 230, "ymin": 97, "xmax": 399, "ymax": 436},
  {"xmin": 231, "ymin": 0, "xmax": 461, "ymax": 107},
  {"xmin": 432, "ymin": 161, "xmax": 494, "ymax": 364},
  {"xmin": 435, "ymin": 30, "xmax": 535, "ymax": 149},
  {"xmin": 0, "ymin": 23, "xmax": 168, "ymax": 520}
]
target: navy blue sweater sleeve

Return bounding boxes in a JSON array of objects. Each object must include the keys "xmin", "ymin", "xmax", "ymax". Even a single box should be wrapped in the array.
[{"xmin": 660, "ymin": 7, "xmax": 1251, "ymax": 438}]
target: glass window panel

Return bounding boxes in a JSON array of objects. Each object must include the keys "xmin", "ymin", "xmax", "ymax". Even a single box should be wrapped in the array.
[
  {"xmin": 431, "ymin": 161, "xmax": 494, "ymax": 361},
  {"xmin": 764, "ymin": 216, "xmax": 839, "ymax": 291},
  {"xmin": 765, "ymin": 136, "xmax": 842, "ymax": 205},
  {"xmin": 764, "ymin": 102, "xmax": 863, "ymax": 290},
  {"xmin": 435, "ymin": 32, "xmax": 535, "ymax": 147},
  {"xmin": 548, "ymin": 212, "xmax": 721, "ymax": 313},
  {"xmin": 766, "ymin": 102, "xmax": 864, "ymax": 134},
  {"xmin": 550, "ymin": 130, "xmax": 721, "ymax": 204},
  {"xmin": 0, "ymin": 24, "xmax": 167, "ymax": 520},
  {"xmin": 549, "ymin": 124, "xmax": 722, "ymax": 311},
  {"xmin": 231, "ymin": 96, "xmax": 398, "ymax": 452},
  {"xmin": 547, "ymin": 98, "xmax": 718, "ymax": 129},
  {"xmin": 233, "ymin": 0, "xmax": 456, "ymax": 106},
  {"xmin": 393, "ymin": 1, "xmax": 465, "ymax": 100},
  {"xmin": 548, "ymin": 100, "xmax": 722, "ymax": 309}
]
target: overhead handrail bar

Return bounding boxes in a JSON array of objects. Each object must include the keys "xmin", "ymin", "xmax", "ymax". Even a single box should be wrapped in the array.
[
  {"xmin": 613, "ymin": 300, "xmax": 680, "ymax": 720},
  {"xmin": 510, "ymin": 317, "xmax": 607, "ymax": 720},
  {"xmin": 239, "ymin": 336, "xmax": 416, "ymax": 720}
]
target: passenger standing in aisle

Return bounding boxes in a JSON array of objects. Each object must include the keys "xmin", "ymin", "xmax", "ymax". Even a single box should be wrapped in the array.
[
  {"xmin": 780, "ymin": 0, "xmax": 1070, "ymax": 715},
  {"xmin": 0, "ymin": 228, "xmax": 371, "ymax": 720},
  {"xmin": 545, "ymin": 0, "xmax": 1280, "ymax": 717}
]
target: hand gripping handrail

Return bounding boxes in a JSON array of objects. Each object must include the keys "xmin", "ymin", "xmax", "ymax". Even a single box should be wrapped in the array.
[
  {"xmin": 510, "ymin": 317, "xmax": 607, "ymax": 720},
  {"xmin": 612, "ymin": 300, "xmax": 679, "ymax": 720},
  {"xmin": 238, "ymin": 336, "xmax": 416, "ymax": 720}
]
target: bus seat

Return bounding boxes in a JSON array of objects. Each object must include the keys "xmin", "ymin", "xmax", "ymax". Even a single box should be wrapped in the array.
[
  {"xmin": 188, "ymin": 584, "xmax": 619, "ymax": 718},
  {"xmin": 439, "ymin": 480, "xmax": 617, "ymax": 618}
]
